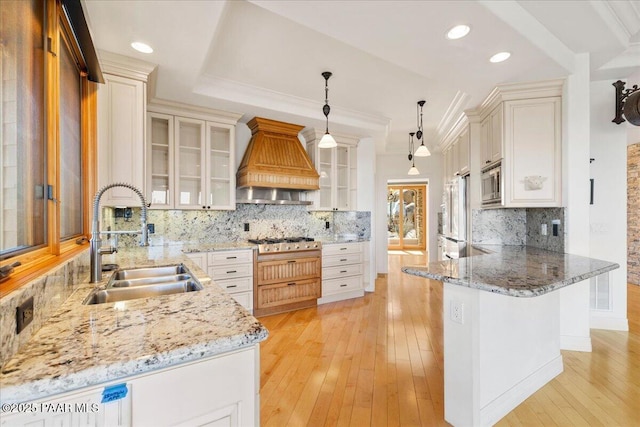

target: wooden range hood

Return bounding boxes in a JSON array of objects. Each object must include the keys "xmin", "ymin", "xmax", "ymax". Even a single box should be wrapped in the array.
[{"xmin": 236, "ymin": 117, "xmax": 320, "ymax": 190}]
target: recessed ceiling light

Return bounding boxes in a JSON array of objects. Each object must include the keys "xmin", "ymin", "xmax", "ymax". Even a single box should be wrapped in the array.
[
  {"xmin": 446, "ymin": 25, "xmax": 470, "ymax": 40},
  {"xmin": 490, "ymin": 52, "xmax": 511, "ymax": 63},
  {"xmin": 131, "ymin": 42, "xmax": 153, "ymax": 54}
]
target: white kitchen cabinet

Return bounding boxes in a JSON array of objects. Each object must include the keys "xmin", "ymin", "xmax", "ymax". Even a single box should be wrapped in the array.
[
  {"xmin": 303, "ymin": 130, "xmax": 358, "ymax": 211},
  {"xmin": 475, "ymin": 79, "xmax": 563, "ymax": 208},
  {"xmin": 443, "ymin": 127, "xmax": 469, "ymax": 181},
  {"xmin": 319, "ymin": 242, "xmax": 365, "ymax": 304},
  {"xmin": 0, "ymin": 382, "xmax": 132, "ymax": 426},
  {"xmin": 480, "ymin": 103, "xmax": 503, "ymax": 169},
  {"xmin": 187, "ymin": 249, "xmax": 254, "ymax": 312},
  {"xmin": 147, "ymin": 102, "xmax": 241, "ymax": 210},
  {"xmin": 97, "ymin": 74, "xmax": 146, "ymax": 206},
  {"xmin": 458, "ymin": 128, "xmax": 470, "ymax": 176},
  {"xmin": 1, "ymin": 346, "xmax": 259, "ymax": 427},
  {"xmin": 502, "ymin": 97, "xmax": 562, "ymax": 207}
]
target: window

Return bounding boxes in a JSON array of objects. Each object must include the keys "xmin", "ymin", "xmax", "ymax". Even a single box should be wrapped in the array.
[
  {"xmin": 0, "ymin": 0, "xmax": 47, "ymax": 258},
  {"xmin": 0, "ymin": 0, "xmax": 98, "ymax": 296}
]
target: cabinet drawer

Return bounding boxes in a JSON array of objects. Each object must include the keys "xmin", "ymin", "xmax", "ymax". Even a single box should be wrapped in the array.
[
  {"xmin": 323, "ymin": 263, "xmax": 363, "ymax": 279},
  {"xmin": 323, "ymin": 252, "xmax": 363, "ymax": 267},
  {"xmin": 256, "ymin": 257, "xmax": 320, "ymax": 285},
  {"xmin": 208, "ymin": 264, "xmax": 253, "ymax": 281},
  {"xmin": 323, "ymin": 242, "xmax": 362, "ymax": 256},
  {"xmin": 216, "ymin": 277, "xmax": 253, "ymax": 293},
  {"xmin": 257, "ymin": 278, "xmax": 320, "ymax": 309},
  {"xmin": 323, "ymin": 275, "xmax": 362, "ymax": 295},
  {"xmin": 230, "ymin": 291, "xmax": 253, "ymax": 311},
  {"xmin": 207, "ymin": 250, "xmax": 253, "ymax": 266}
]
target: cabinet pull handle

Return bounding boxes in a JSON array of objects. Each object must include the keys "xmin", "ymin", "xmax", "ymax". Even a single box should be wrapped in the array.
[
  {"xmin": 288, "ymin": 260, "xmax": 296, "ymax": 263},
  {"xmin": 340, "ymin": 270, "xmax": 348, "ymax": 273},
  {"xmin": 226, "ymin": 256, "xmax": 237, "ymax": 259},
  {"xmin": 340, "ymin": 247, "xmax": 347, "ymax": 251},
  {"xmin": 340, "ymin": 284, "xmax": 348, "ymax": 287},
  {"xmin": 226, "ymin": 270, "xmax": 237, "ymax": 274},
  {"xmin": 340, "ymin": 258, "xmax": 348, "ymax": 261},
  {"xmin": 226, "ymin": 285, "xmax": 237, "ymax": 289},
  {"xmin": 288, "ymin": 282, "xmax": 296, "ymax": 286},
  {"xmin": 485, "ymin": 160, "xmax": 490, "ymax": 164}
]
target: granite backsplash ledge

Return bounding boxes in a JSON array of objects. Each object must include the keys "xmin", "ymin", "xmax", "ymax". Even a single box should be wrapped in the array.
[
  {"xmin": 472, "ymin": 207, "xmax": 565, "ymax": 252},
  {"xmin": 104, "ymin": 205, "xmax": 371, "ymax": 247},
  {"xmin": 0, "ymin": 250, "xmax": 90, "ymax": 367}
]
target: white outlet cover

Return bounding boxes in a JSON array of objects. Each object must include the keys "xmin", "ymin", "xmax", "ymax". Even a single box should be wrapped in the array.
[{"xmin": 451, "ymin": 300, "xmax": 464, "ymax": 324}]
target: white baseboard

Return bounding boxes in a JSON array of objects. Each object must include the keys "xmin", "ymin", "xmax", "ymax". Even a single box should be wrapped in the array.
[
  {"xmin": 318, "ymin": 289, "xmax": 365, "ymax": 305},
  {"xmin": 560, "ymin": 335, "xmax": 593, "ymax": 352},
  {"xmin": 480, "ymin": 355, "xmax": 564, "ymax": 427},
  {"xmin": 590, "ymin": 316, "xmax": 629, "ymax": 331}
]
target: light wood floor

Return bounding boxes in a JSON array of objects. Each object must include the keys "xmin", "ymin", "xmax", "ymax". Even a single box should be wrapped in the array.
[{"xmin": 258, "ymin": 252, "xmax": 640, "ymax": 426}]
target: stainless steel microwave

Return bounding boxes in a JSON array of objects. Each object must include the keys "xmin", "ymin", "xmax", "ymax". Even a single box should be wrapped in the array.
[{"xmin": 481, "ymin": 163, "xmax": 502, "ymax": 206}]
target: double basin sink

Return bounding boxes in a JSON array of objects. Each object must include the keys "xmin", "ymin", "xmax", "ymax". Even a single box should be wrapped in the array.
[{"xmin": 83, "ymin": 264, "xmax": 203, "ymax": 305}]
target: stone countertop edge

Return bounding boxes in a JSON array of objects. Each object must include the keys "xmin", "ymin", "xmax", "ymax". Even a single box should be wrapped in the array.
[
  {"xmin": 0, "ymin": 246, "xmax": 268, "ymax": 405},
  {"xmin": 401, "ymin": 245, "xmax": 620, "ymax": 298},
  {"xmin": 320, "ymin": 238, "xmax": 369, "ymax": 244}
]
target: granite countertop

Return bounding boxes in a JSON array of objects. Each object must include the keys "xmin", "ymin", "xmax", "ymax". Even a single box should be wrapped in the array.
[
  {"xmin": 0, "ymin": 246, "xmax": 268, "ymax": 405},
  {"xmin": 181, "ymin": 241, "xmax": 257, "ymax": 253},
  {"xmin": 402, "ymin": 245, "xmax": 619, "ymax": 297}
]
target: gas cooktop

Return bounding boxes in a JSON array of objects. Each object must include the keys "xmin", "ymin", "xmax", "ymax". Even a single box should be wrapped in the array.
[{"xmin": 248, "ymin": 237, "xmax": 320, "ymax": 253}]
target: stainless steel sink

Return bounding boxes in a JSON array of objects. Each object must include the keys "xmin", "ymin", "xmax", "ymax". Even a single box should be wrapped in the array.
[
  {"xmin": 110, "ymin": 274, "xmax": 193, "ymax": 288},
  {"xmin": 112, "ymin": 265, "xmax": 189, "ymax": 280},
  {"xmin": 83, "ymin": 264, "xmax": 203, "ymax": 305},
  {"xmin": 84, "ymin": 280, "xmax": 202, "ymax": 304}
]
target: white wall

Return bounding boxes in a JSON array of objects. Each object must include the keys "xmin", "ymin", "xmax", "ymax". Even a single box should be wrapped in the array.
[
  {"xmin": 589, "ymin": 80, "xmax": 629, "ymax": 331},
  {"xmin": 357, "ymin": 137, "xmax": 377, "ymax": 291},
  {"xmin": 375, "ymin": 152, "xmax": 443, "ymax": 274},
  {"xmin": 560, "ymin": 53, "xmax": 593, "ymax": 351}
]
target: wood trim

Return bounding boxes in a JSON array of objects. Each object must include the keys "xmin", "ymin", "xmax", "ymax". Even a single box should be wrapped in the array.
[{"xmin": 0, "ymin": 0, "xmax": 97, "ymax": 298}]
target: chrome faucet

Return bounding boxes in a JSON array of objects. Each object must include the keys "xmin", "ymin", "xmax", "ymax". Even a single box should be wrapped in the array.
[{"xmin": 90, "ymin": 183, "xmax": 149, "ymax": 283}]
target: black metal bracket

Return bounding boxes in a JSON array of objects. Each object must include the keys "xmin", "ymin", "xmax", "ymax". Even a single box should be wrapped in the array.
[{"xmin": 612, "ymin": 80, "xmax": 639, "ymax": 124}]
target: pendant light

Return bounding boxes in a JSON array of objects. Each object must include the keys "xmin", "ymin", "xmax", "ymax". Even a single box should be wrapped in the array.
[
  {"xmin": 414, "ymin": 100, "xmax": 431, "ymax": 157},
  {"xmin": 408, "ymin": 132, "xmax": 420, "ymax": 175},
  {"xmin": 319, "ymin": 71, "xmax": 337, "ymax": 148}
]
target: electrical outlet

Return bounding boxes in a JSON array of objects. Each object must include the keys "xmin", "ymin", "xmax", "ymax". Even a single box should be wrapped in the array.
[
  {"xmin": 552, "ymin": 219, "xmax": 561, "ymax": 237},
  {"xmin": 147, "ymin": 223, "xmax": 155, "ymax": 234},
  {"xmin": 450, "ymin": 300, "xmax": 464, "ymax": 324},
  {"xmin": 244, "ymin": 223, "xmax": 250, "ymax": 232},
  {"xmin": 541, "ymin": 224, "xmax": 548, "ymax": 236},
  {"xmin": 325, "ymin": 221, "xmax": 330, "ymax": 229},
  {"xmin": 16, "ymin": 296, "xmax": 34, "ymax": 334}
]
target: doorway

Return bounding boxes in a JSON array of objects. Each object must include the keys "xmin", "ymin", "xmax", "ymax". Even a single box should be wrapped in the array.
[{"xmin": 387, "ymin": 185, "xmax": 427, "ymax": 250}]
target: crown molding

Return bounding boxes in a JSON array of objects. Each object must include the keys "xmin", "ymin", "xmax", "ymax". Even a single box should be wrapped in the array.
[
  {"xmin": 475, "ymin": 78, "xmax": 565, "ymax": 119},
  {"xmin": 300, "ymin": 127, "xmax": 360, "ymax": 146},
  {"xmin": 439, "ymin": 113, "xmax": 469, "ymax": 150},
  {"xmin": 98, "ymin": 50, "xmax": 157, "ymax": 82},
  {"xmin": 193, "ymin": 74, "xmax": 390, "ymax": 133},
  {"xmin": 590, "ymin": 0, "xmax": 640, "ymax": 47},
  {"xmin": 147, "ymin": 98, "xmax": 242, "ymax": 124},
  {"xmin": 435, "ymin": 90, "xmax": 471, "ymax": 148}
]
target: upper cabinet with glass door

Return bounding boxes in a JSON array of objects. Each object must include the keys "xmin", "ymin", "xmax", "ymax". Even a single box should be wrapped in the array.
[
  {"xmin": 303, "ymin": 129, "xmax": 358, "ymax": 211},
  {"xmin": 146, "ymin": 102, "xmax": 241, "ymax": 210}
]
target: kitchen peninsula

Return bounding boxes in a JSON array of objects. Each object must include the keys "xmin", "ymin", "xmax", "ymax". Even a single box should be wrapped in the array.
[
  {"xmin": 0, "ymin": 246, "xmax": 267, "ymax": 426},
  {"xmin": 402, "ymin": 245, "xmax": 619, "ymax": 427}
]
